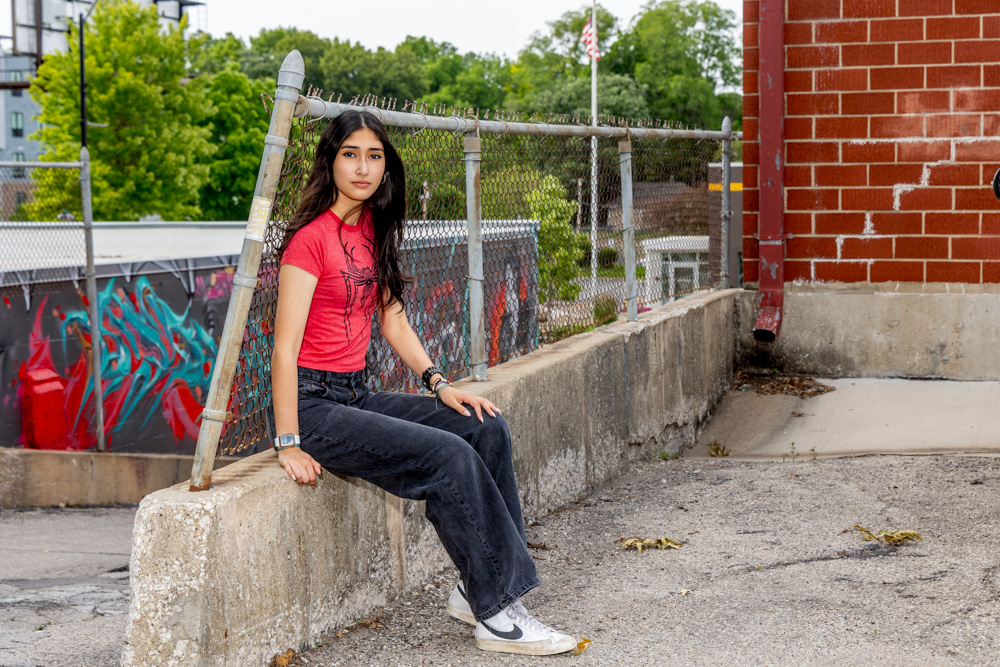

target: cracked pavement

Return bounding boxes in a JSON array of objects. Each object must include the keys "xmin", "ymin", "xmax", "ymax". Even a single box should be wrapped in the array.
[
  {"xmin": 300, "ymin": 455, "xmax": 1000, "ymax": 666},
  {"xmin": 0, "ymin": 507, "xmax": 134, "ymax": 667},
  {"xmin": 3, "ymin": 379, "xmax": 1000, "ymax": 665}
]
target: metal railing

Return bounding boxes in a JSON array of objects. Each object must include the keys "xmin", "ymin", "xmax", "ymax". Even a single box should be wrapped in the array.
[
  {"xmin": 0, "ymin": 149, "xmax": 105, "ymax": 450},
  {"xmin": 189, "ymin": 50, "xmax": 741, "ymax": 488}
]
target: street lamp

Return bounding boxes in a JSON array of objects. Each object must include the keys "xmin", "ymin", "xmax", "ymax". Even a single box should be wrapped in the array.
[{"xmin": 78, "ymin": 0, "xmax": 101, "ymax": 148}]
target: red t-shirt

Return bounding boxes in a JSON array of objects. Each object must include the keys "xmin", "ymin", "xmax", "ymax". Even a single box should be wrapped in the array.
[{"xmin": 281, "ymin": 209, "xmax": 380, "ymax": 371}]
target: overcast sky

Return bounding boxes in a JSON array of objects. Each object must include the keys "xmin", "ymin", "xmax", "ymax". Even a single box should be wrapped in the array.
[
  {"xmin": 2, "ymin": 1, "xmax": 743, "ymax": 60},
  {"xmin": 197, "ymin": 0, "xmax": 743, "ymax": 58}
]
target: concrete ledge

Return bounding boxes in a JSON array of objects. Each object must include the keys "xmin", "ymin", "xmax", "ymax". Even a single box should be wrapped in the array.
[
  {"xmin": 123, "ymin": 290, "xmax": 738, "ymax": 666},
  {"xmin": 738, "ymin": 282, "xmax": 1000, "ymax": 380},
  {"xmin": 0, "ymin": 449, "xmax": 235, "ymax": 508}
]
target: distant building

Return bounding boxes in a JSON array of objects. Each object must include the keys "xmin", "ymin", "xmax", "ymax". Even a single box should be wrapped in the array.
[
  {"xmin": 0, "ymin": 52, "xmax": 38, "ymax": 217},
  {"xmin": 0, "ymin": 1, "xmax": 204, "ymax": 218}
]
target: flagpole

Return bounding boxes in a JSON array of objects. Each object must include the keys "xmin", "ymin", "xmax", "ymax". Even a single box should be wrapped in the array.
[{"xmin": 589, "ymin": 0, "xmax": 598, "ymax": 299}]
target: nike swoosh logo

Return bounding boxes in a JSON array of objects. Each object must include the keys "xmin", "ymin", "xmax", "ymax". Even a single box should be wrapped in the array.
[{"xmin": 481, "ymin": 621, "xmax": 523, "ymax": 640}]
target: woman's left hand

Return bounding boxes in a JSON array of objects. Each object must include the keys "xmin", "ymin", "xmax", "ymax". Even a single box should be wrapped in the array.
[{"xmin": 437, "ymin": 386, "xmax": 501, "ymax": 422}]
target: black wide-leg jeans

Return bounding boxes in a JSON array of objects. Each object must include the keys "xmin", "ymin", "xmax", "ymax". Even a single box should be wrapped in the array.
[{"xmin": 284, "ymin": 366, "xmax": 539, "ymax": 622}]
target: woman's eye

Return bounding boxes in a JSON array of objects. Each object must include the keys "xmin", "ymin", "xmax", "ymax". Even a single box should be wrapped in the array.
[
  {"xmin": 370, "ymin": 154, "xmax": 382, "ymax": 160},
  {"xmin": 342, "ymin": 151, "xmax": 355, "ymax": 158}
]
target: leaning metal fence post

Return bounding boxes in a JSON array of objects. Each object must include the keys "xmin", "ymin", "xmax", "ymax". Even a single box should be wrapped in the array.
[
  {"xmin": 618, "ymin": 139, "xmax": 637, "ymax": 322},
  {"xmin": 464, "ymin": 130, "xmax": 486, "ymax": 381},
  {"xmin": 720, "ymin": 116, "xmax": 733, "ymax": 289},
  {"xmin": 189, "ymin": 50, "xmax": 305, "ymax": 491},
  {"xmin": 80, "ymin": 147, "xmax": 106, "ymax": 451}
]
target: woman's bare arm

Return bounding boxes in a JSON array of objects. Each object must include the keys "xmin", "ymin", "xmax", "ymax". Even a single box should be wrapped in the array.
[
  {"xmin": 273, "ymin": 263, "xmax": 324, "ymax": 485},
  {"xmin": 379, "ymin": 296, "xmax": 500, "ymax": 422}
]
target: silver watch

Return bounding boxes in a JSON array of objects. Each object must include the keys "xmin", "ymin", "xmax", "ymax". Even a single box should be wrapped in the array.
[{"xmin": 274, "ymin": 433, "xmax": 301, "ymax": 450}]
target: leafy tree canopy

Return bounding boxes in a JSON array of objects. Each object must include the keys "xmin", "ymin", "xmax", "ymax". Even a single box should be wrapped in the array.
[{"xmin": 30, "ymin": 0, "xmax": 213, "ymax": 220}]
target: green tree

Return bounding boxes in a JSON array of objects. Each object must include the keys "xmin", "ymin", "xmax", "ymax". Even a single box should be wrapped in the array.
[
  {"xmin": 513, "ymin": 72, "xmax": 650, "ymax": 119},
  {"xmin": 607, "ymin": 0, "xmax": 741, "ymax": 128},
  {"xmin": 245, "ymin": 27, "xmax": 332, "ymax": 89},
  {"xmin": 528, "ymin": 176, "xmax": 583, "ymax": 303},
  {"xmin": 195, "ymin": 65, "xmax": 272, "ymax": 220},
  {"xmin": 508, "ymin": 4, "xmax": 618, "ymax": 105},
  {"xmin": 186, "ymin": 31, "xmax": 248, "ymax": 76},
  {"xmin": 29, "ymin": 0, "xmax": 213, "ymax": 221},
  {"xmin": 321, "ymin": 40, "xmax": 427, "ymax": 101}
]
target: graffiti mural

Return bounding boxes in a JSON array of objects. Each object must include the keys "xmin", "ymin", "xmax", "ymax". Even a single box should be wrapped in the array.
[
  {"xmin": 2, "ymin": 224, "xmax": 538, "ymax": 454},
  {"xmin": 1, "ymin": 265, "xmax": 236, "ymax": 453}
]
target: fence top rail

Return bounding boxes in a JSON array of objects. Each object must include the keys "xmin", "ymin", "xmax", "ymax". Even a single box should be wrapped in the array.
[
  {"xmin": 0, "ymin": 161, "xmax": 83, "ymax": 169},
  {"xmin": 294, "ymin": 97, "xmax": 743, "ymax": 142}
]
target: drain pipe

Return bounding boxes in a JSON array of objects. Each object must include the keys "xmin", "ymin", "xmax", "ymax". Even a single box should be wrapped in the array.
[{"xmin": 753, "ymin": 0, "xmax": 785, "ymax": 342}]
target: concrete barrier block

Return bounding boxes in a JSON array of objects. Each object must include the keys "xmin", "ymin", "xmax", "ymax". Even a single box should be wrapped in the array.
[
  {"xmin": 122, "ymin": 452, "xmax": 432, "ymax": 666},
  {"xmin": 623, "ymin": 291, "xmax": 737, "ymax": 457},
  {"xmin": 739, "ymin": 283, "xmax": 1000, "ymax": 380}
]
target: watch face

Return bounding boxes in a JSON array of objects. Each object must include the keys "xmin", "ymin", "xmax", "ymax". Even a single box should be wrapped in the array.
[{"xmin": 279, "ymin": 434, "xmax": 296, "ymax": 447}]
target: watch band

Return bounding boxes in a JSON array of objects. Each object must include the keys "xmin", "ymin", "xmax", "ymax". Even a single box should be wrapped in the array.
[{"xmin": 274, "ymin": 433, "xmax": 301, "ymax": 450}]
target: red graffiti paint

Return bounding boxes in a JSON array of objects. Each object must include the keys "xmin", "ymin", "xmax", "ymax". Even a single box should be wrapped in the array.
[
  {"xmin": 162, "ymin": 380, "xmax": 204, "ymax": 442},
  {"xmin": 488, "ymin": 281, "xmax": 507, "ymax": 367},
  {"xmin": 19, "ymin": 298, "xmax": 87, "ymax": 450}
]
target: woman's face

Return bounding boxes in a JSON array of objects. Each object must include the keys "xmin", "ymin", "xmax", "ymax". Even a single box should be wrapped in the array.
[{"xmin": 331, "ymin": 127, "xmax": 386, "ymax": 207}]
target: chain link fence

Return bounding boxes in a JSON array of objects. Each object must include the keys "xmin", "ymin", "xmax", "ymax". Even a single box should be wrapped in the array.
[
  {"xmin": 0, "ymin": 153, "xmax": 106, "ymax": 450},
  {"xmin": 0, "ymin": 162, "xmax": 87, "ymax": 290},
  {"xmin": 212, "ymin": 84, "xmax": 736, "ymax": 460}
]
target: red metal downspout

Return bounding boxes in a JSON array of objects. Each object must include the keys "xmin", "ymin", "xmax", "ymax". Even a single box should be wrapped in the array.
[{"xmin": 753, "ymin": 0, "xmax": 785, "ymax": 342}]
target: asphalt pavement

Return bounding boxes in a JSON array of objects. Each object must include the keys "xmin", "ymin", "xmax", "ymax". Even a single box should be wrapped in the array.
[
  {"xmin": 0, "ymin": 506, "xmax": 134, "ymax": 667},
  {"xmin": 3, "ymin": 378, "xmax": 999, "ymax": 666}
]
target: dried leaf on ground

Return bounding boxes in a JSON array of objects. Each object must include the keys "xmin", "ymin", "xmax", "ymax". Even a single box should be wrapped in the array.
[
  {"xmin": 618, "ymin": 537, "xmax": 681, "ymax": 552},
  {"xmin": 879, "ymin": 530, "xmax": 923, "ymax": 545},
  {"xmin": 268, "ymin": 649, "xmax": 299, "ymax": 667},
  {"xmin": 360, "ymin": 613, "xmax": 386, "ymax": 629},
  {"xmin": 527, "ymin": 541, "xmax": 554, "ymax": 550},
  {"xmin": 573, "ymin": 637, "xmax": 592, "ymax": 655},
  {"xmin": 847, "ymin": 525, "xmax": 922, "ymax": 546},
  {"xmin": 735, "ymin": 371, "xmax": 835, "ymax": 399}
]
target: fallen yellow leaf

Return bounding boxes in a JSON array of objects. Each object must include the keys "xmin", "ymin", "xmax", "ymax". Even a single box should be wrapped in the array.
[
  {"xmin": 617, "ymin": 537, "xmax": 682, "ymax": 552},
  {"xmin": 268, "ymin": 649, "xmax": 298, "ymax": 667},
  {"xmin": 879, "ymin": 530, "xmax": 922, "ymax": 545},
  {"xmin": 573, "ymin": 637, "xmax": 592, "ymax": 655},
  {"xmin": 849, "ymin": 525, "xmax": 922, "ymax": 546}
]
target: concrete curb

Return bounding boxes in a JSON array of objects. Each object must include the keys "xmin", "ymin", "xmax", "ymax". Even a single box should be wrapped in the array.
[{"xmin": 122, "ymin": 290, "xmax": 739, "ymax": 666}]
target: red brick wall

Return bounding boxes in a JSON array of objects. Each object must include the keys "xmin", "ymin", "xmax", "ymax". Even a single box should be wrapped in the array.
[{"xmin": 743, "ymin": 0, "xmax": 1000, "ymax": 284}]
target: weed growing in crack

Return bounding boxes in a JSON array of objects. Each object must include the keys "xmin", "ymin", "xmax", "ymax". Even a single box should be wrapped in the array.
[
  {"xmin": 782, "ymin": 441, "xmax": 799, "ymax": 462},
  {"xmin": 708, "ymin": 441, "xmax": 730, "ymax": 457}
]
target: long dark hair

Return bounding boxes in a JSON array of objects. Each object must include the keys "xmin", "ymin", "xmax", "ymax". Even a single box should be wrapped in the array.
[{"xmin": 281, "ymin": 110, "xmax": 409, "ymax": 309}]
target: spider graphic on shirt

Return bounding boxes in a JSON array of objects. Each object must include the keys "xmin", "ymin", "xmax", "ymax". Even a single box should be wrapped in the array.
[{"xmin": 340, "ymin": 233, "xmax": 379, "ymax": 344}]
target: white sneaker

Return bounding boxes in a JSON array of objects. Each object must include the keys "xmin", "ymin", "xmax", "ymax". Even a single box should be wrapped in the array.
[
  {"xmin": 474, "ymin": 600, "xmax": 577, "ymax": 655},
  {"xmin": 446, "ymin": 582, "xmax": 476, "ymax": 625}
]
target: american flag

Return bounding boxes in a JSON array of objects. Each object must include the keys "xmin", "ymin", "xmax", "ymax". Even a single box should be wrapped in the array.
[{"xmin": 581, "ymin": 18, "xmax": 601, "ymax": 60}]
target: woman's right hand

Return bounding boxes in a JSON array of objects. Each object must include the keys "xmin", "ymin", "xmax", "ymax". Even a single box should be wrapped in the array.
[{"xmin": 277, "ymin": 447, "xmax": 324, "ymax": 486}]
